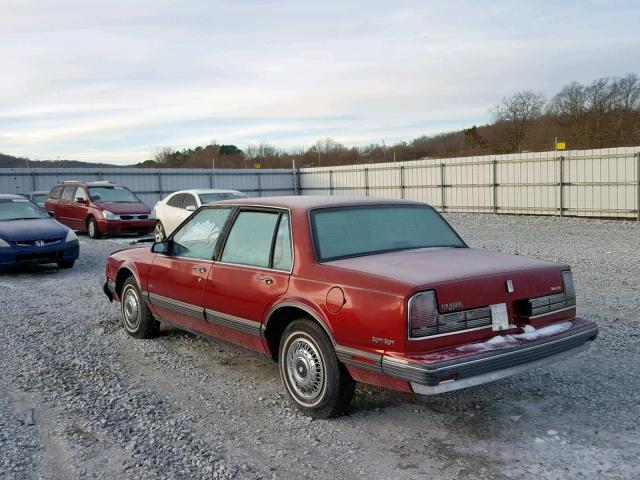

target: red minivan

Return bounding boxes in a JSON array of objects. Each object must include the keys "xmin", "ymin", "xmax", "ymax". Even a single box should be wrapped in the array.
[{"xmin": 44, "ymin": 181, "xmax": 155, "ymax": 238}]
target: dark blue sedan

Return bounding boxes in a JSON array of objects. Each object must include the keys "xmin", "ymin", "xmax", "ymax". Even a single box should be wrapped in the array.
[{"xmin": 0, "ymin": 194, "xmax": 80, "ymax": 269}]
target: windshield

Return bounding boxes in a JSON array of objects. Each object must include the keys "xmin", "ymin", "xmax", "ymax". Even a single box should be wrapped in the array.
[
  {"xmin": 88, "ymin": 186, "xmax": 140, "ymax": 203},
  {"xmin": 198, "ymin": 192, "xmax": 248, "ymax": 204},
  {"xmin": 310, "ymin": 204, "xmax": 466, "ymax": 261},
  {"xmin": 0, "ymin": 198, "xmax": 49, "ymax": 221}
]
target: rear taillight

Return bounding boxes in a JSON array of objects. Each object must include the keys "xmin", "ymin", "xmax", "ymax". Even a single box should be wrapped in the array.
[
  {"xmin": 408, "ymin": 291, "xmax": 494, "ymax": 339},
  {"xmin": 521, "ymin": 270, "xmax": 577, "ymax": 318},
  {"xmin": 562, "ymin": 270, "xmax": 575, "ymax": 299},
  {"xmin": 408, "ymin": 291, "xmax": 439, "ymax": 338}
]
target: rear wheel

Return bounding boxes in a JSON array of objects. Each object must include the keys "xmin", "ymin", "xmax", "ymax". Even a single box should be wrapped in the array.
[
  {"xmin": 279, "ymin": 319, "xmax": 355, "ymax": 419},
  {"xmin": 120, "ymin": 277, "xmax": 159, "ymax": 338},
  {"xmin": 154, "ymin": 221, "xmax": 166, "ymax": 242},
  {"xmin": 57, "ymin": 260, "xmax": 75, "ymax": 269},
  {"xmin": 87, "ymin": 217, "xmax": 101, "ymax": 239}
]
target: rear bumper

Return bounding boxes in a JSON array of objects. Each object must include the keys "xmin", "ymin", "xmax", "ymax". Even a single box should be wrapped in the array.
[
  {"xmin": 98, "ymin": 219, "xmax": 155, "ymax": 234},
  {"xmin": 382, "ymin": 318, "xmax": 598, "ymax": 394}
]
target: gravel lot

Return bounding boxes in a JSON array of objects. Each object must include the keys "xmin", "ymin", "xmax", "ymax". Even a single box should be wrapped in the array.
[{"xmin": 1, "ymin": 213, "xmax": 639, "ymax": 480}]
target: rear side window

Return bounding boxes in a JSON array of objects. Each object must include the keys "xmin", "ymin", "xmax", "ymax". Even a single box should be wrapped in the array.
[
  {"xmin": 221, "ymin": 211, "xmax": 280, "ymax": 269},
  {"xmin": 167, "ymin": 193, "xmax": 185, "ymax": 208},
  {"xmin": 49, "ymin": 186, "xmax": 64, "ymax": 199},
  {"xmin": 61, "ymin": 186, "xmax": 76, "ymax": 201}
]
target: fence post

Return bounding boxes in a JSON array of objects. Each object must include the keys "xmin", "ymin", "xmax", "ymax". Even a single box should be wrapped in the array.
[
  {"xmin": 400, "ymin": 165, "xmax": 405, "ymax": 199},
  {"xmin": 31, "ymin": 172, "xmax": 37, "ymax": 191},
  {"xmin": 492, "ymin": 160, "xmax": 498, "ymax": 214},
  {"xmin": 256, "ymin": 171, "xmax": 262, "ymax": 197},
  {"xmin": 329, "ymin": 169, "xmax": 334, "ymax": 195},
  {"xmin": 636, "ymin": 152, "xmax": 640, "ymax": 221},
  {"xmin": 157, "ymin": 171, "xmax": 163, "ymax": 199},
  {"xmin": 440, "ymin": 163, "xmax": 446, "ymax": 211},
  {"xmin": 292, "ymin": 160, "xmax": 299, "ymax": 195},
  {"xmin": 364, "ymin": 168, "xmax": 369, "ymax": 196},
  {"xmin": 559, "ymin": 155, "xmax": 564, "ymax": 217},
  {"xmin": 209, "ymin": 171, "xmax": 214, "ymax": 188}
]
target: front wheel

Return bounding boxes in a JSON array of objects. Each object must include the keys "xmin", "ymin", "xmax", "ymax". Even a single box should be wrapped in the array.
[
  {"xmin": 87, "ymin": 217, "xmax": 101, "ymax": 239},
  {"xmin": 154, "ymin": 221, "xmax": 166, "ymax": 242},
  {"xmin": 120, "ymin": 277, "xmax": 159, "ymax": 338},
  {"xmin": 279, "ymin": 319, "xmax": 355, "ymax": 419}
]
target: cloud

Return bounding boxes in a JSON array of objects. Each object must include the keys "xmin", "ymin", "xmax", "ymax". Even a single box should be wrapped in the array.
[{"xmin": 1, "ymin": 0, "xmax": 639, "ymax": 164}]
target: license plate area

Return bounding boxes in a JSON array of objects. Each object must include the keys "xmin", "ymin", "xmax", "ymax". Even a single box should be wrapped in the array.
[{"xmin": 490, "ymin": 303, "xmax": 509, "ymax": 331}]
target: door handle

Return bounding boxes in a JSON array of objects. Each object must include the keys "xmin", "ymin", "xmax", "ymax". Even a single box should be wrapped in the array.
[
  {"xmin": 254, "ymin": 275, "xmax": 273, "ymax": 285},
  {"xmin": 193, "ymin": 267, "xmax": 207, "ymax": 273}
]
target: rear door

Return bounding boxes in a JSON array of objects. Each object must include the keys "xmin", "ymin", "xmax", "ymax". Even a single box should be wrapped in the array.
[
  {"xmin": 203, "ymin": 209, "xmax": 293, "ymax": 349},
  {"xmin": 67, "ymin": 186, "xmax": 88, "ymax": 229},
  {"xmin": 146, "ymin": 207, "xmax": 234, "ymax": 330},
  {"xmin": 56, "ymin": 186, "xmax": 77, "ymax": 227}
]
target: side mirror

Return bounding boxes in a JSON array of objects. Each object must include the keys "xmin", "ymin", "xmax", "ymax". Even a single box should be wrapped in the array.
[
  {"xmin": 151, "ymin": 241, "xmax": 171, "ymax": 254},
  {"xmin": 186, "ymin": 205, "xmax": 196, "ymax": 212},
  {"xmin": 76, "ymin": 197, "xmax": 86, "ymax": 204}
]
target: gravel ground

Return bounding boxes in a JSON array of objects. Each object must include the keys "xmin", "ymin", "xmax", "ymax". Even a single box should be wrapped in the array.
[{"xmin": 0, "ymin": 214, "xmax": 639, "ymax": 480}]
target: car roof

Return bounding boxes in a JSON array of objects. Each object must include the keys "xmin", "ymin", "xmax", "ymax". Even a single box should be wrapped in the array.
[
  {"xmin": 212, "ymin": 195, "xmax": 428, "ymax": 211},
  {"xmin": 0, "ymin": 193, "xmax": 27, "ymax": 200},
  {"xmin": 171, "ymin": 189, "xmax": 245, "ymax": 195}
]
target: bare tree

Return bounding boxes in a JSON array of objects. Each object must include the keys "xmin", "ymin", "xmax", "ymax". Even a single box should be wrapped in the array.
[
  {"xmin": 152, "ymin": 147, "xmax": 175, "ymax": 165},
  {"xmin": 491, "ymin": 90, "xmax": 545, "ymax": 151},
  {"xmin": 612, "ymin": 73, "xmax": 640, "ymax": 111}
]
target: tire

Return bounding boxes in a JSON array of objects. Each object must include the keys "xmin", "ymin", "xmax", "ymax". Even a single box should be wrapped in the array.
[
  {"xmin": 279, "ymin": 319, "xmax": 355, "ymax": 419},
  {"xmin": 154, "ymin": 221, "xmax": 166, "ymax": 242},
  {"xmin": 120, "ymin": 277, "xmax": 159, "ymax": 339},
  {"xmin": 57, "ymin": 260, "xmax": 75, "ymax": 269},
  {"xmin": 87, "ymin": 217, "xmax": 101, "ymax": 239}
]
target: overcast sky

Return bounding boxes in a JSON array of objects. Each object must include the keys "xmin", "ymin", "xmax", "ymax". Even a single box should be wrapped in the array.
[{"xmin": 1, "ymin": 0, "xmax": 639, "ymax": 164}]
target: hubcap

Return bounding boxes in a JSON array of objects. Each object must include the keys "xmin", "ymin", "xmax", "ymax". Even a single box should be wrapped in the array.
[
  {"xmin": 122, "ymin": 287, "xmax": 140, "ymax": 331},
  {"xmin": 286, "ymin": 337, "xmax": 324, "ymax": 402},
  {"xmin": 154, "ymin": 223, "xmax": 164, "ymax": 242}
]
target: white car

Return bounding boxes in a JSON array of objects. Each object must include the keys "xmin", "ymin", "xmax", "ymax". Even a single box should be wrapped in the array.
[{"xmin": 153, "ymin": 189, "xmax": 248, "ymax": 241}]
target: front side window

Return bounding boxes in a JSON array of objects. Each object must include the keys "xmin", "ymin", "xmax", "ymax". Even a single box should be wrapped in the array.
[
  {"xmin": 75, "ymin": 187, "xmax": 88, "ymax": 202},
  {"xmin": 171, "ymin": 208, "xmax": 232, "ymax": 260},
  {"xmin": 183, "ymin": 194, "xmax": 197, "ymax": 209},
  {"xmin": 221, "ymin": 211, "xmax": 280, "ymax": 268},
  {"xmin": 88, "ymin": 186, "xmax": 139, "ymax": 203},
  {"xmin": 0, "ymin": 198, "xmax": 49, "ymax": 221},
  {"xmin": 310, "ymin": 205, "xmax": 466, "ymax": 262}
]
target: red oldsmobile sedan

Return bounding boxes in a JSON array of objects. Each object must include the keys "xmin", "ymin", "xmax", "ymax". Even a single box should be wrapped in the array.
[{"xmin": 103, "ymin": 196, "xmax": 598, "ymax": 418}]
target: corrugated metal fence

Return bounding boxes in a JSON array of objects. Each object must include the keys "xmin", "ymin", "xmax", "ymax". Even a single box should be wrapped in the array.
[
  {"xmin": 0, "ymin": 168, "xmax": 297, "ymax": 207},
  {"xmin": 299, "ymin": 146, "xmax": 640, "ymax": 219},
  {"xmin": 2, "ymin": 146, "xmax": 640, "ymax": 219}
]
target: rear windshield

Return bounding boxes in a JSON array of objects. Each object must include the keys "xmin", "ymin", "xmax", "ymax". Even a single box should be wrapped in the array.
[
  {"xmin": 310, "ymin": 205, "xmax": 465, "ymax": 262},
  {"xmin": 88, "ymin": 186, "xmax": 140, "ymax": 203},
  {"xmin": 0, "ymin": 198, "xmax": 49, "ymax": 221},
  {"xmin": 32, "ymin": 194, "xmax": 47, "ymax": 203},
  {"xmin": 198, "ymin": 192, "xmax": 248, "ymax": 204}
]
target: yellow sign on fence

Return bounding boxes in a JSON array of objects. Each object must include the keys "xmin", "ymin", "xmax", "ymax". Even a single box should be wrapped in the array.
[{"xmin": 556, "ymin": 141, "xmax": 566, "ymax": 150}]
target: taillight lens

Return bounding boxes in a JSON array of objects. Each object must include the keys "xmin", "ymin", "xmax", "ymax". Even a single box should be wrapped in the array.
[
  {"xmin": 562, "ymin": 271, "xmax": 575, "ymax": 299},
  {"xmin": 408, "ymin": 290, "xmax": 439, "ymax": 338}
]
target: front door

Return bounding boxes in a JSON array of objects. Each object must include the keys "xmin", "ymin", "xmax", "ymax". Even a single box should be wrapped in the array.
[
  {"xmin": 67, "ymin": 186, "xmax": 88, "ymax": 230},
  {"xmin": 146, "ymin": 207, "xmax": 234, "ymax": 330},
  {"xmin": 203, "ymin": 209, "xmax": 293, "ymax": 350}
]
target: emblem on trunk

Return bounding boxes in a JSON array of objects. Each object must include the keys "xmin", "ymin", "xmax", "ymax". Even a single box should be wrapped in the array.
[
  {"xmin": 440, "ymin": 301, "xmax": 463, "ymax": 312},
  {"xmin": 506, "ymin": 279, "xmax": 514, "ymax": 293}
]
